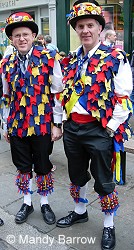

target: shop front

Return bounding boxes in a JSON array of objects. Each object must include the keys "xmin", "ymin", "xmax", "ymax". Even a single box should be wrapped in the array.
[
  {"xmin": 101, "ymin": 0, "xmax": 134, "ymax": 58},
  {"xmin": 0, "ymin": 0, "xmax": 57, "ymax": 55},
  {"xmin": 57, "ymin": 0, "xmax": 134, "ymax": 58}
]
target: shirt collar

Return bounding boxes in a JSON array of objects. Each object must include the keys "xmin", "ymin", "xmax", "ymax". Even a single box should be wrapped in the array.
[
  {"xmin": 88, "ymin": 42, "xmax": 101, "ymax": 58},
  {"xmin": 73, "ymin": 42, "xmax": 101, "ymax": 58},
  {"xmin": 17, "ymin": 46, "xmax": 33, "ymax": 61}
]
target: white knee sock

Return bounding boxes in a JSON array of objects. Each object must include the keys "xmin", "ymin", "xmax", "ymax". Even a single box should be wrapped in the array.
[
  {"xmin": 104, "ymin": 213, "xmax": 114, "ymax": 228},
  {"xmin": 74, "ymin": 182, "xmax": 88, "ymax": 215},
  {"xmin": 40, "ymin": 195, "xmax": 48, "ymax": 207},
  {"xmin": 24, "ymin": 178, "xmax": 32, "ymax": 206}
]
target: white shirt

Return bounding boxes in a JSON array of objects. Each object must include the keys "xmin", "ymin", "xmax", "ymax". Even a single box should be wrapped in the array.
[
  {"xmin": 63, "ymin": 42, "xmax": 133, "ymax": 131},
  {"xmin": 103, "ymin": 40, "xmax": 114, "ymax": 47},
  {"xmin": 3, "ymin": 45, "xmax": 15, "ymax": 58}
]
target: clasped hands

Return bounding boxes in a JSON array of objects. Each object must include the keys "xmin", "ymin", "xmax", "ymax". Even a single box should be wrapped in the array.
[{"xmin": 51, "ymin": 126, "xmax": 63, "ymax": 141}]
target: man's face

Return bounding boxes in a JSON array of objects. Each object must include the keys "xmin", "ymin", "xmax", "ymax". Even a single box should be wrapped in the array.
[
  {"xmin": 11, "ymin": 26, "xmax": 36, "ymax": 55},
  {"xmin": 75, "ymin": 18, "xmax": 102, "ymax": 51},
  {"xmin": 109, "ymin": 32, "xmax": 117, "ymax": 44}
]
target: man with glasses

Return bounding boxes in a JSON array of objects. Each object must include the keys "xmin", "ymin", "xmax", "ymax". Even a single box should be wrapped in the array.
[{"xmin": 1, "ymin": 12, "xmax": 63, "ymax": 225}]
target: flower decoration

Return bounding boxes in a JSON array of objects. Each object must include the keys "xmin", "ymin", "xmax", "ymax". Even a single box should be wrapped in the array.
[
  {"xmin": 91, "ymin": 10, "xmax": 97, "ymax": 15},
  {"xmin": 78, "ymin": 10, "xmax": 85, "ymax": 16},
  {"xmin": 87, "ymin": 6, "xmax": 94, "ymax": 12},
  {"xmin": 67, "ymin": 3, "xmax": 103, "ymax": 22},
  {"xmin": 6, "ymin": 12, "xmax": 34, "ymax": 25},
  {"xmin": 23, "ymin": 16, "xmax": 32, "ymax": 21}
]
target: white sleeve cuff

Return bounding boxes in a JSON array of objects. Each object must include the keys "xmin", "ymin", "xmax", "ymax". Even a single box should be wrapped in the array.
[
  {"xmin": 62, "ymin": 110, "xmax": 67, "ymax": 122},
  {"xmin": 3, "ymin": 122, "xmax": 7, "ymax": 133},
  {"xmin": 53, "ymin": 115, "xmax": 62, "ymax": 123},
  {"xmin": 107, "ymin": 118, "xmax": 122, "ymax": 131}
]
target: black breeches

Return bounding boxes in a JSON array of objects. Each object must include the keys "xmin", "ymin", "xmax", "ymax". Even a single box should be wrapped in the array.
[
  {"xmin": 63, "ymin": 119, "xmax": 115, "ymax": 196},
  {"xmin": 10, "ymin": 134, "xmax": 53, "ymax": 175}
]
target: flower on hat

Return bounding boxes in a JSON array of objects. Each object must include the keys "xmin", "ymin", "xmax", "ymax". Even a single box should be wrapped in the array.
[
  {"xmin": 6, "ymin": 17, "xmax": 13, "ymax": 24},
  {"xmin": 96, "ymin": 6, "xmax": 102, "ymax": 15},
  {"xmin": 78, "ymin": 10, "xmax": 85, "ymax": 16},
  {"xmin": 81, "ymin": 5, "xmax": 86, "ymax": 11},
  {"xmin": 14, "ymin": 16, "xmax": 23, "ymax": 22},
  {"xmin": 23, "ymin": 16, "xmax": 32, "ymax": 21},
  {"xmin": 91, "ymin": 10, "xmax": 97, "ymax": 15},
  {"xmin": 86, "ymin": 6, "xmax": 94, "ymax": 12}
]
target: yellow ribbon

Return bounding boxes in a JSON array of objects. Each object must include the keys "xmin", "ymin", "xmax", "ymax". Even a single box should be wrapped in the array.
[
  {"xmin": 27, "ymin": 127, "xmax": 35, "ymax": 136},
  {"xmin": 65, "ymin": 91, "xmax": 79, "ymax": 117},
  {"xmin": 32, "ymin": 67, "xmax": 40, "ymax": 78},
  {"xmin": 122, "ymin": 99, "xmax": 132, "ymax": 111},
  {"xmin": 42, "ymin": 94, "xmax": 49, "ymax": 104},
  {"xmin": 12, "ymin": 119, "xmax": 18, "ymax": 128},
  {"xmin": 20, "ymin": 96, "xmax": 26, "ymax": 107},
  {"xmin": 115, "ymin": 152, "xmax": 121, "ymax": 182},
  {"xmin": 34, "ymin": 116, "xmax": 40, "ymax": 125},
  {"xmin": 38, "ymin": 103, "xmax": 44, "ymax": 115}
]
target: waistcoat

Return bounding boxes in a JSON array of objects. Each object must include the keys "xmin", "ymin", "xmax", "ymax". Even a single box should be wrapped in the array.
[{"xmin": 2, "ymin": 46, "xmax": 57, "ymax": 137}]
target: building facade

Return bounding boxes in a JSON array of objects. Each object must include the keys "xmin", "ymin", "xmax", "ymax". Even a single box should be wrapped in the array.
[{"xmin": 0, "ymin": 0, "xmax": 57, "ymax": 54}]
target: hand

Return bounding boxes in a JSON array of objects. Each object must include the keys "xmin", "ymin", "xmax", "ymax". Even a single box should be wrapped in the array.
[
  {"xmin": 51, "ymin": 126, "xmax": 63, "ymax": 141},
  {"xmin": 3, "ymin": 131, "xmax": 10, "ymax": 143},
  {"xmin": 106, "ymin": 127, "xmax": 114, "ymax": 137},
  {"xmin": 106, "ymin": 127, "xmax": 114, "ymax": 133}
]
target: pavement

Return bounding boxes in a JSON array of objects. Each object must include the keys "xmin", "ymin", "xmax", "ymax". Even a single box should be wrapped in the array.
[{"xmin": 0, "ymin": 120, "xmax": 134, "ymax": 250}]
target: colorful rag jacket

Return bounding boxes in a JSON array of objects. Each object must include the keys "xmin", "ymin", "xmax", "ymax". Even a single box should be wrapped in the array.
[
  {"xmin": 1, "ymin": 45, "xmax": 60, "ymax": 137},
  {"xmin": 61, "ymin": 43, "xmax": 133, "ymax": 183}
]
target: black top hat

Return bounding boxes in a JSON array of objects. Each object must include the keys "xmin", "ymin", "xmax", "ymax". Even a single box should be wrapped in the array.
[
  {"xmin": 67, "ymin": 1, "xmax": 105, "ymax": 30},
  {"xmin": 5, "ymin": 12, "xmax": 38, "ymax": 38}
]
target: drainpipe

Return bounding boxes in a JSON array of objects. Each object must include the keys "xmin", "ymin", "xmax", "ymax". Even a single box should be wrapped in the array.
[
  {"xmin": 123, "ymin": 0, "xmax": 133, "ymax": 60},
  {"xmin": 56, "ymin": 0, "xmax": 70, "ymax": 54}
]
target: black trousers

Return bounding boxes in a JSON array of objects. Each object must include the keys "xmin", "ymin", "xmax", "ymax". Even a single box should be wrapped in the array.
[
  {"xmin": 63, "ymin": 119, "xmax": 115, "ymax": 196},
  {"xmin": 10, "ymin": 134, "xmax": 53, "ymax": 175}
]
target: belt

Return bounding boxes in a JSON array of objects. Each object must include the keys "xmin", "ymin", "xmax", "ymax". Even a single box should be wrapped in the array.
[{"xmin": 71, "ymin": 112, "xmax": 96, "ymax": 124}]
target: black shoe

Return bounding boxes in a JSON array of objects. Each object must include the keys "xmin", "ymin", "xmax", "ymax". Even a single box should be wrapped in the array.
[
  {"xmin": 0, "ymin": 218, "xmax": 4, "ymax": 226},
  {"xmin": 56, "ymin": 210, "xmax": 88, "ymax": 228},
  {"xmin": 15, "ymin": 203, "xmax": 34, "ymax": 224},
  {"xmin": 41, "ymin": 204, "xmax": 56, "ymax": 225},
  {"xmin": 101, "ymin": 227, "xmax": 116, "ymax": 250}
]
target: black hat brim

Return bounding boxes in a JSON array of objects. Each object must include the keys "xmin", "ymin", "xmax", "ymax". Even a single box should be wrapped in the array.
[
  {"xmin": 5, "ymin": 21, "xmax": 38, "ymax": 38},
  {"xmin": 69, "ymin": 15, "xmax": 105, "ymax": 31}
]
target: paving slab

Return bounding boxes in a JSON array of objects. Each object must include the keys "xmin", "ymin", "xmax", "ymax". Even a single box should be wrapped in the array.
[
  {"xmin": 0, "ymin": 136, "xmax": 134, "ymax": 250},
  {"xmin": 0, "ymin": 208, "xmax": 69, "ymax": 250}
]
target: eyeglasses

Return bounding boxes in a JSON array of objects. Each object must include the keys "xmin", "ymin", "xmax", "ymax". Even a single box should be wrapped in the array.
[{"xmin": 12, "ymin": 32, "xmax": 33, "ymax": 39}]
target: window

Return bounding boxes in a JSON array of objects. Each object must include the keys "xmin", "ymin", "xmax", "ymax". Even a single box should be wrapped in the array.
[
  {"xmin": 41, "ymin": 17, "xmax": 49, "ymax": 36},
  {"xmin": 40, "ymin": 7, "xmax": 49, "ymax": 36},
  {"xmin": 0, "ymin": 22, "xmax": 9, "ymax": 55},
  {"xmin": 101, "ymin": 4, "xmax": 124, "ymax": 49}
]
